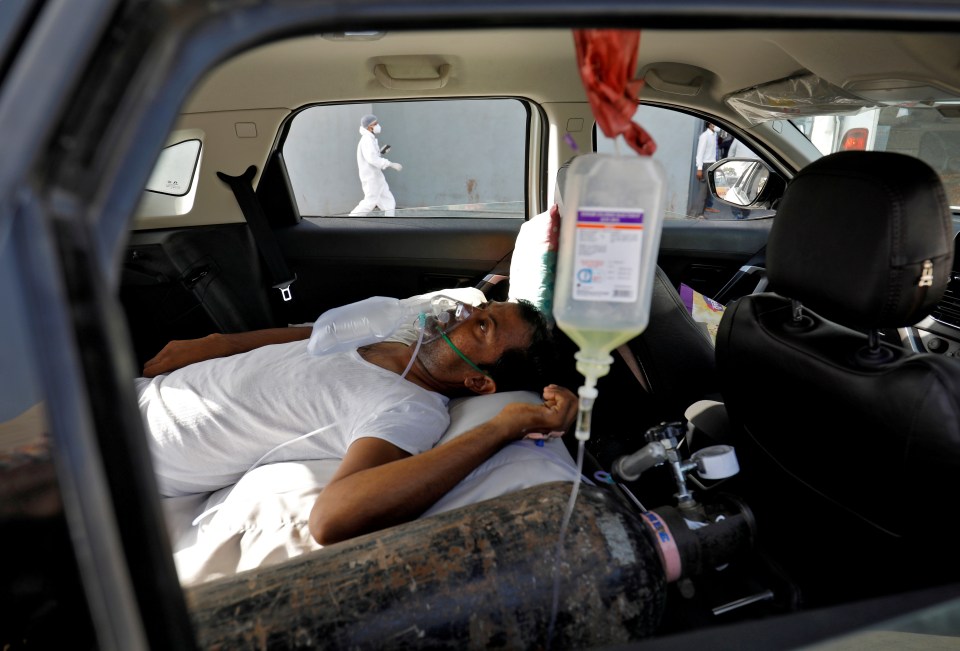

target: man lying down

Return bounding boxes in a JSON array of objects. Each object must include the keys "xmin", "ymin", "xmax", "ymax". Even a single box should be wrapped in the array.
[{"xmin": 136, "ymin": 288, "xmax": 578, "ymax": 560}]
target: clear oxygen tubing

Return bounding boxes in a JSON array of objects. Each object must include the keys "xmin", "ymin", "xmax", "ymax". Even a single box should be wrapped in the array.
[{"xmin": 191, "ymin": 318, "xmax": 429, "ymax": 527}]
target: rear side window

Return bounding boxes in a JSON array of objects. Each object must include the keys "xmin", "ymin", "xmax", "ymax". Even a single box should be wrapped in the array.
[
  {"xmin": 138, "ymin": 137, "xmax": 203, "ymax": 218},
  {"xmin": 284, "ymin": 100, "xmax": 527, "ymax": 218},
  {"xmin": 145, "ymin": 139, "xmax": 202, "ymax": 196}
]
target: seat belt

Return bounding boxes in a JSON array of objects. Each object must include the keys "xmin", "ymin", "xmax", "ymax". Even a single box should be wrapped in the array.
[
  {"xmin": 616, "ymin": 344, "xmax": 651, "ymax": 393},
  {"xmin": 475, "ymin": 248, "xmax": 512, "ymax": 297},
  {"xmin": 713, "ymin": 244, "xmax": 767, "ymax": 305},
  {"xmin": 217, "ymin": 165, "xmax": 297, "ymax": 304}
]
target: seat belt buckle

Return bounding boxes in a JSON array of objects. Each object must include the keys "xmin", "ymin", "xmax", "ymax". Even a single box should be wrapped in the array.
[{"xmin": 273, "ymin": 275, "xmax": 297, "ymax": 302}]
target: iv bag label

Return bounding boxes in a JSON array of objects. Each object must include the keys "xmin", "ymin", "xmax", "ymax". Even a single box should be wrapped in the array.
[{"xmin": 572, "ymin": 207, "xmax": 644, "ymax": 302}]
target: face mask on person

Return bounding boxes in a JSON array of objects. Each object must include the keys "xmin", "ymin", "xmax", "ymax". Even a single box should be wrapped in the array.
[
  {"xmin": 417, "ymin": 300, "xmax": 491, "ymax": 377},
  {"xmin": 372, "ymin": 124, "xmax": 382, "ymax": 134}
]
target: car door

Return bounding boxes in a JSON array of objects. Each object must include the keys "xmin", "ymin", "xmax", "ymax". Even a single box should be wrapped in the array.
[{"xmin": 0, "ymin": 2, "xmax": 198, "ymax": 649}]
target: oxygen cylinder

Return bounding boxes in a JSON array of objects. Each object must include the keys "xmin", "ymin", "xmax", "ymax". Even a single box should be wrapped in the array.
[{"xmin": 186, "ymin": 482, "xmax": 669, "ymax": 650}]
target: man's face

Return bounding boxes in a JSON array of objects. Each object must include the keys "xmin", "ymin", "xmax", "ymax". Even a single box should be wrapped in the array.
[{"xmin": 417, "ymin": 301, "xmax": 532, "ymax": 381}]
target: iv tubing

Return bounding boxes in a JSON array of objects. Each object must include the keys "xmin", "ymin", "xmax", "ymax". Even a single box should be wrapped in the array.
[
  {"xmin": 546, "ymin": 438, "xmax": 585, "ymax": 650},
  {"xmin": 192, "ymin": 322, "xmax": 428, "ymax": 527},
  {"xmin": 546, "ymin": 372, "xmax": 604, "ymax": 647}
]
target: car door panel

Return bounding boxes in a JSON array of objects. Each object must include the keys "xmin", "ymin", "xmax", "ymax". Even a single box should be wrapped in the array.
[
  {"xmin": 121, "ymin": 224, "xmax": 278, "ymax": 367},
  {"xmin": 273, "ymin": 217, "xmax": 522, "ymax": 323},
  {"xmin": 658, "ymin": 218, "xmax": 772, "ymax": 299},
  {"xmin": 120, "ymin": 217, "xmax": 523, "ymax": 352}
]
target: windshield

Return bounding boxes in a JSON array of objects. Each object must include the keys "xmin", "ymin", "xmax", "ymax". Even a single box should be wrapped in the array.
[{"xmin": 792, "ymin": 106, "xmax": 960, "ymax": 209}]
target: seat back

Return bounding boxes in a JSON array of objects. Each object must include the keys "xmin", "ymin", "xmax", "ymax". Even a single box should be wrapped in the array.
[{"xmin": 716, "ymin": 151, "xmax": 960, "ymax": 605}]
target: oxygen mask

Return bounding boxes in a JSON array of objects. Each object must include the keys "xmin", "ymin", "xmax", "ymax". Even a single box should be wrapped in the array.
[{"xmin": 417, "ymin": 295, "xmax": 478, "ymax": 344}]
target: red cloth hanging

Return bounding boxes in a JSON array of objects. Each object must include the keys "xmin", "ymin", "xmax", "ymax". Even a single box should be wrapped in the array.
[{"xmin": 574, "ymin": 29, "xmax": 656, "ymax": 156}]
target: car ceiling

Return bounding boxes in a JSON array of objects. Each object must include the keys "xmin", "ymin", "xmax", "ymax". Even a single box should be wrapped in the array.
[{"xmin": 183, "ymin": 28, "xmax": 960, "ymax": 130}]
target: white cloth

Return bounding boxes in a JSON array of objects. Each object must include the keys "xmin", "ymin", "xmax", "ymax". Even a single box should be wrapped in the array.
[
  {"xmin": 164, "ymin": 390, "xmax": 581, "ymax": 586},
  {"xmin": 695, "ymin": 127, "xmax": 719, "ymax": 168},
  {"xmin": 350, "ymin": 127, "xmax": 396, "ymax": 216},
  {"xmin": 138, "ymin": 340, "xmax": 449, "ymax": 497}
]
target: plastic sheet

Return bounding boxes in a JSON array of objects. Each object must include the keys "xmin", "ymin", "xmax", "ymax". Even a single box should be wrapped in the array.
[{"xmin": 726, "ymin": 73, "xmax": 878, "ymax": 125}]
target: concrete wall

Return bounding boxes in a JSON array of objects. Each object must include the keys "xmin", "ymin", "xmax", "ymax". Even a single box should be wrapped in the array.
[
  {"xmin": 285, "ymin": 104, "xmax": 362, "ymax": 216},
  {"xmin": 597, "ymin": 107, "xmax": 701, "ymax": 219}
]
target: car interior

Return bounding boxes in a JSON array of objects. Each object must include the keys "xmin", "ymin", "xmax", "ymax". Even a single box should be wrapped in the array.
[{"xmin": 4, "ymin": 3, "xmax": 960, "ymax": 650}]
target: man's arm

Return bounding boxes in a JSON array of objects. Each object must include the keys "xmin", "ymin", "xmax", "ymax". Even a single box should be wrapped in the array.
[
  {"xmin": 360, "ymin": 136, "xmax": 393, "ymax": 170},
  {"xmin": 142, "ymin": 327, "xmax": 311, "ymax": 377},
  {"xmin": 309, "ymin": 384, "xmax": 577, "ymax": 545}
]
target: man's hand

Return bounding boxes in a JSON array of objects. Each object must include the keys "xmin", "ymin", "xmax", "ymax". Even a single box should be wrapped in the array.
[
  {"xmin": 495, "ymin": 384, "xmax": 578, "ymax": 442},
  {"xmin": 142, "ymin": 334, "xmax": 234, "ymax": 377},
  {"xmin": 141, "ymin": 326, "xmax": 311, "ymax": 377},
  {"xmin": 696, "ymin": 169, "xmax": 703, "ymax": 181},
  {"xmin": 389, "ymin": 162, "xmax": 402, "ymax": 171}
]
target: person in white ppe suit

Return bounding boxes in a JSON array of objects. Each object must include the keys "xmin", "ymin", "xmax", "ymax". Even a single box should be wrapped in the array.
[{"xmin": 350, "ymin": 114, "xmax": 402, "ymax": 216}]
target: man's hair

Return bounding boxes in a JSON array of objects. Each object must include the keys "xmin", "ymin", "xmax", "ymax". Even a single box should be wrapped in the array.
[{"xmin": 478, "ymin": 299, "xmax": 558, "ymax": 393}]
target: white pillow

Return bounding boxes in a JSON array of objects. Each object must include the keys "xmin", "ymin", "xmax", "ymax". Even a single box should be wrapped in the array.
[
  {"xmin": 422, "ymin": 390, "xmax": 580, "ymax": 516},
  {"xmin": 164, "ymin": 390, "xmax": 579, "ymax": 585},
  {"xmin": 507, "ymin": 207, "xmax": 559, "ymax": 320}
]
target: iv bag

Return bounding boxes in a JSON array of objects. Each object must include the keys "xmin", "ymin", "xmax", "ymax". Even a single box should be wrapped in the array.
[{"xmin": 552, "ymin": 154, "xmax": 667, "ymax": 379}]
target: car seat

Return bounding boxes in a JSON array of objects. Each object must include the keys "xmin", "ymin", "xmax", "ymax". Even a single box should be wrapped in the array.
[{"xmin": 715, "ymin": 151, "xmax": 960, "ymax": 607}]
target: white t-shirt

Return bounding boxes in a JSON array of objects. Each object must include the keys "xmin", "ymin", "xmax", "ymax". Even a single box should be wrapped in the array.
[
  {"xmin": 137, "ymin": 340, "xmax": 449, "ymax": 497},
  {"xmin": 695, "ymin": 127, "xmax": 719, "ymax": 168}
]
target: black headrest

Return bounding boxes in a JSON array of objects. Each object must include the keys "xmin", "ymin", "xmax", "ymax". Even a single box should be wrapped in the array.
[{"xmin": 767, "ymin": 151, "xmax": 954, "ymax": 329}]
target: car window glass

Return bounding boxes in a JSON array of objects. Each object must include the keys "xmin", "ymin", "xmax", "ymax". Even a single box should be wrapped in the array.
[
  {"xmin": 792, "ymin": 106, "xmax": 960, "ymax": 208},
  {"xmin": 145, "ymin": 139, "xmax": 201, "ymax": 197},
  {"xmin": 139, "ymin": 138, "xmax": 203, "ymax": 218},
  {"xmin": 284, "ymin": 100, "xmax": 527, "ymax": 218},
  {"xmin": 596, "ymin": 106, "xmax": 770, "ymax": 221}
]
